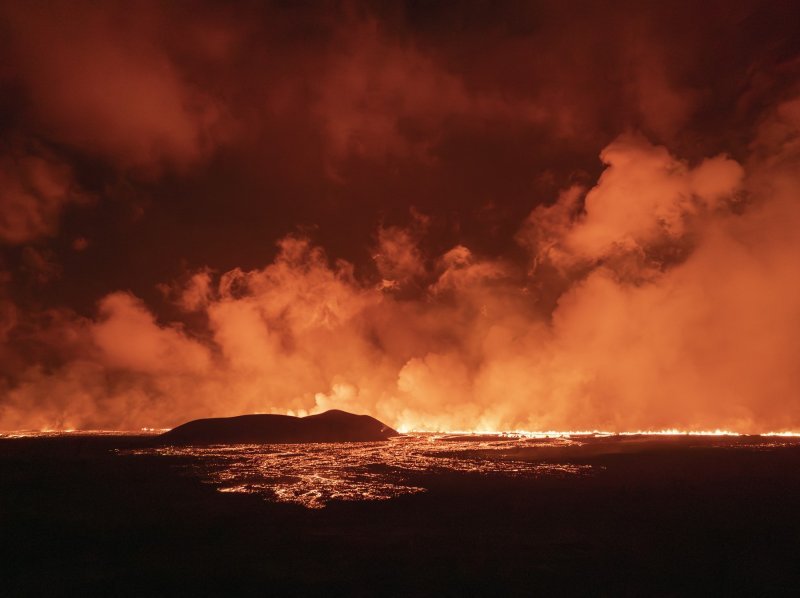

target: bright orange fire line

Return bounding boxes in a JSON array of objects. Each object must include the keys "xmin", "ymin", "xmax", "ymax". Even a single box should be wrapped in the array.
[
  {"xmin": 3, "ymin": 428, "xmax": 800, "ymax": 438},
  {"xmin": 399, "ymin": 427, "xmax": 800, "ymax": 438}
]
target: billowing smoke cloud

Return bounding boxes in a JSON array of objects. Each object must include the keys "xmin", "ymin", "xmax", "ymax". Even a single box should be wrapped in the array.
[
  {"xmin": 1, "ymin": 1, "xmax": 231, "ymax": 173},
  {"xmin": 0, "ymin": 145, "xmax": 86, "ymax": 245},
  {"xmin": 313, "ymin": 15, "xmax": 551, "ymax": 168},
  {"xmin": 0, "ymin": 1, "xmax": 799, "ymax": 431},
  {"xmin": 2, "ymin": 92, "xmax": 799, "ymax": 432}
]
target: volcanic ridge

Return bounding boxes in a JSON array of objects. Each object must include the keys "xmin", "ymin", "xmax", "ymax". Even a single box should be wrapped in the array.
[{"xmin": 160, "ymin": 409, "xmax": 399, "ymax": 445}]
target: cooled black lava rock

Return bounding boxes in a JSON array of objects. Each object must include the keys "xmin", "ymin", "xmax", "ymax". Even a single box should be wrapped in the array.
[{"xmin": 160, "ymin": 409, "xmax": 399, "ymax": 445}]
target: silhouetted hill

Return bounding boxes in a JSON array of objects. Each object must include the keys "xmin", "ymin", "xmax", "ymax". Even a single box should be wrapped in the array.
[{"xmin": 160, "ymin": 409, "xmax": 399, "ymax": 445}]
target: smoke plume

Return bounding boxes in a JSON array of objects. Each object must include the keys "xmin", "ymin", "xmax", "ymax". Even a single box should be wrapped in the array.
[{"xmin": 0, "ymin": 1, "xmax": 799, "ymax": 431}]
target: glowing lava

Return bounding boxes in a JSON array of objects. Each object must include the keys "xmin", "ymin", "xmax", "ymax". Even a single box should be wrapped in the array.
[{"xmin": 120, "ymin": 430, "xmax": 800, "ymax": 508}]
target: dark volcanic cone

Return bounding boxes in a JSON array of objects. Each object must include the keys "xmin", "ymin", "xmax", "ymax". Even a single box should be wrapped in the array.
[{"xmin": 160, "ymin": 409, "xmax": 399, "ymax": 445}]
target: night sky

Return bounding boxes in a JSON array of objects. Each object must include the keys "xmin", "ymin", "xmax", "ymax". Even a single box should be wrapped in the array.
[{"xmin": 1, "ymin": 0, "xmax": 799, "ymax": 431}]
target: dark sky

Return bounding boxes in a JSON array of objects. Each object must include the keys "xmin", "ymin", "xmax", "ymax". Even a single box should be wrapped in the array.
[{"xmin": 1, "ymin": 0, "xmax": 799, "ymax": 431}]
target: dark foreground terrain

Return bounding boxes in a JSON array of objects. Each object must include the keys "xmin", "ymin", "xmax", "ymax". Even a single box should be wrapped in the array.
[{"xmin": 2, "ymin": 434, "xmax": 800, "ymax": 596}]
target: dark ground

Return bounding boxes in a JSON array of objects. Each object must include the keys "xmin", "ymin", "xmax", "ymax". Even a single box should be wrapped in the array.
[{"xmin": 1, "ymin": 435, "xmax": 800, "ymax": 597}]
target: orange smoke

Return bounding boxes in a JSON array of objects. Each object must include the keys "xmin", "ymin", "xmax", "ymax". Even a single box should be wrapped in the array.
[
  {"xmin": 0, "ymin": 2, "xmax": 799, "ymax": 433},
  {"xmin": 2, "ymin": 94, "xmax": 800, "ymax": 433}
]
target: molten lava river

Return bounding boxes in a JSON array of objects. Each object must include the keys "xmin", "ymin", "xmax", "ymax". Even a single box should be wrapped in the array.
[
  {"xmin": 118, "ymin": 432, "xmax": 800, "ymax": 509},
  {"xmin": 121, "ymin": 434, "xmax": 596, "ymax": 508}
]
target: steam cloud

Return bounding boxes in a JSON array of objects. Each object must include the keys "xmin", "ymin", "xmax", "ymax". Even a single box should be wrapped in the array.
[{"xmin": 0, "ymin": 1, "xmax": 799, "ymax": 431}]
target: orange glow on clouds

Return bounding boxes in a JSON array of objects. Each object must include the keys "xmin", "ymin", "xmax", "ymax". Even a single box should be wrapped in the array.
[
  {"xmin": 0, "ymin": 2, "xmax": 799, "ymax": 435},
  {"xmin": 3, "ymin": 115, "xmax": 800, "ymax": 433}
]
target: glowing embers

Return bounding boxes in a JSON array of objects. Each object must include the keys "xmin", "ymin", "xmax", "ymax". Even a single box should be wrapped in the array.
[
  {"xmin": 0, "ymin": 429, "xmax": 159, "ymax": 438},
  {"xmin": 129, "ymin": 434, "xmax": 591, "ymax": 508}
]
